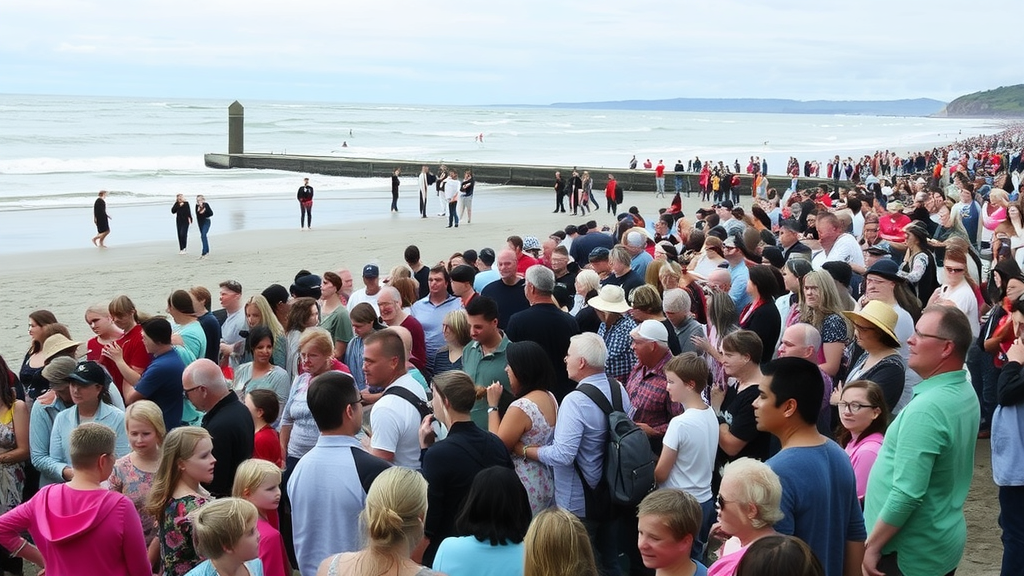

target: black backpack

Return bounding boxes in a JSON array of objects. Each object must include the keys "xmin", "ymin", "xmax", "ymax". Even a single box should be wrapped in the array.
[
  {"xmin": 573, "ymin": 377, "xmax": 656, "ymax": 515},
  {"xmin": 382, "ymin": 385, "xmax": 432, "ymax": 420}
]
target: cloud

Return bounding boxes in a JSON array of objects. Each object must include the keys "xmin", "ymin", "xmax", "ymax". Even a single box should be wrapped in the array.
[{"xmin": 1, "ymin": 0, "xmax": 1022, "ymax": 104}]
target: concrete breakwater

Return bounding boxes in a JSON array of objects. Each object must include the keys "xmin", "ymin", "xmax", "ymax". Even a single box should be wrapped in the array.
[{"xmin": 204, "ymin": 152, "xmax": 834, "ymax": 196}]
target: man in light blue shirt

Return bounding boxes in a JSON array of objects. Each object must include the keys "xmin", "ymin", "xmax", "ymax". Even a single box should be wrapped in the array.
[
  {"xmin": 473, "ymin": 248, "xmax": 500, "ymax": 293},
  {"xmin": 522, "ymin": 333, "xmax": 631, "ymax": 576},
  {"xmin": 723, "ymin": 234, "xmax": 751, "ymax": 311},
  {"xmin": 288, "ymin": 371, "xmax": 390, "ymax": 576},
  {"xmin": 30, "ymin": 357, "xmax": 75, "ymax": 487},
  {"xmin": 410, "ymin": 265, "xmax": 463, "ymax": 372}
]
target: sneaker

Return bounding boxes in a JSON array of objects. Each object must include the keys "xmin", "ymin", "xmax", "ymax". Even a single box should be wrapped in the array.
[{"xmin": 179, "ymin": 250, "xmax": 187, "ymax": 255}]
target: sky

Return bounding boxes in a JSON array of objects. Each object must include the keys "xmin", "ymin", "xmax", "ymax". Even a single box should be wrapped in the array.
[{"xmin": 2, "ymin": 0, "xmax": 1022, "ymax": 106}]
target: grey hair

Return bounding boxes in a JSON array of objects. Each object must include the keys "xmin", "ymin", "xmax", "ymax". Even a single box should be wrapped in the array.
[
  {"xmin": 625, "ymin": 231, "xmax": 645, "ymax": 248},
  {"xmin": 721, "ymin": 457, "xmax": 785, "ymax": 529},
  {"xmin": 377, "ymin": 286, "xmax": 401, "ymax": 304},
  {"xmin": 610, "ymin": 246, "xmax": 632, "ymax": 267},
  {"xmin": 791, "ymin": 322, "xmax": 821, "ymax": 352},
  {"xmin": 569, "ymin": 332, "xmax": 608, "ymax": 370},
  {"xmin": 525, "ymin": 265, "xmax": 556, "ymax": 294},
  {"xmin": 184, "ymin": 358, "xmax": 229, "ymax": 394},
  {"xmin": 575, "ymin": 269, "xmax": 601, "ymax": 293},
  {"xmin": 662, "ymin": 288, "xmax": 691, "ymax": 314}
]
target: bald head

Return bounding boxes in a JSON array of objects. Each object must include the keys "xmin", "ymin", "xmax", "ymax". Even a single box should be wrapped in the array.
[
  {"xmin": 777, "ymin": 323, "xmax": 821, "ymax": 361},
  {"xmin": 707, "ymin": 269, "xmax": 732, "ymax": 293},
  {"xmin": 183, "ymin": 358, "xmax": 230, "ymax": 411}
]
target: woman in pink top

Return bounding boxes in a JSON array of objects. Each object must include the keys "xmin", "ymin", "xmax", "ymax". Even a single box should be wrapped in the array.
[
  {"xmin": 0, "ymin": 422, "xmax": 150, "ymax": 576},
  {"xmin": 835, "ymin": 380, "xmax": 889, "ymax": 502},
  {"xmin": 707, "ymin": 458, "xmax": 783, "ymax": 576}
]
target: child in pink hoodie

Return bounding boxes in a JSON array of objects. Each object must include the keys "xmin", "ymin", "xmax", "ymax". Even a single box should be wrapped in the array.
[{"xmin": 0, "ymin": 422, "xmax": 151, "ymax": 576}]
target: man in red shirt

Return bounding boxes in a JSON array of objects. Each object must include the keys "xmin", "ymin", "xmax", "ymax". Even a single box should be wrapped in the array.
[{"xmin": 655, "ymin": 160, "xmax": 666, "ymax": 198}]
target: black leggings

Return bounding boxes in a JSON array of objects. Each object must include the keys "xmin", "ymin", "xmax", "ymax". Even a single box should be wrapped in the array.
[{"xmin": 175, "ymin": 222, "xmax": 189, "ymax": 250}]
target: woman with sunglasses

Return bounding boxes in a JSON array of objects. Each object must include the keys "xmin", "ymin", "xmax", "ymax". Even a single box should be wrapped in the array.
[
  {"xmin": 928, "ymin": 248, "xmax": 980, "ymax": 338},
  {"xmin": 706, "ymin": 458, "xmax": 783, "ymax": 576},
  {"xmin": 840, "ymin": 301, "xmax": 906, "ymax": 412}
]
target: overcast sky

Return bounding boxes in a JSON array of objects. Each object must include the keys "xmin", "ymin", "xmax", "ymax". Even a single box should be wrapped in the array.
[{"xmin": 2, "ymin": 0, "xmax": 1021, "ymax": 105}]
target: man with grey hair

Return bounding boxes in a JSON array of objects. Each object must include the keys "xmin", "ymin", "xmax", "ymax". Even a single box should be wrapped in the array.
[
  {"xmin": 507, "ymin": 265, "xmax": 581, "ymax": 401},
  {"xmin": 623, "ymin": 230, "xmax": 653, "ymax": 277},
  {"xmin": 776, "ymin": 323, "xmax": 833, "ymax": 436},
  {"xmin": 663, "ymin": 288, "xmax": 704, "ymax": 354},
  {"xmin": 519, "ymin": 332, "xmax": 632, "ymax": 576},
  {"xmin": 378, "ymin": 286, "xmax": 427, "ymax": 373},
  {"xmin": 185, "ymin": 358, "xmax": 253, "ymax": 496},
  {"xmin": 602, "ymin": 245, "xmax": 644, "ymax": 299}
]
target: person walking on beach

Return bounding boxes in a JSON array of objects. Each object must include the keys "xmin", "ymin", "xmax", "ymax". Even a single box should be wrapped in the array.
[
  {"xmin": 553, "ymin": 171, "xmax": 566, "ymax": 213},
  {"xmin": 92, "ymin": 190, "xmax": 111, "ymax": 248},
  {"xmin": 195, "ymin": 195, "xmax": 213, "ymax": 259},
  {"xmin": 446, "ymin": 169, "xmax": 460, "ymax": 228},
  {"xmin": 297, "ymin": 177, "xmax": 314, "ymax": 229},
  {"xmin": 459, "ymin": 168, "xmax": 475, "ymax": 224},
  {"xmin": 655, "ymin": 159, "xmax": 666, "ymax": 197},
  {"xmin": 569, "ymin": 170, "xmax": 584, "ymax": 216},
  {"xmin": 418, "ymin": 165, "xmax": 430, "ymax": 219},
  {"xmin": 171, "ymin": 194, "xmax": 192, "ymax": 254},
  {"xmin": 606, "ymin": 174, "xmax": 619, "ymax": 214},
  {"xmin": 390, "ymin": 167, "xmax": 401, "ymax": 212},
  {"xmin": 436, "ymin": 164, "xmax": 448, "ymax": 216}
]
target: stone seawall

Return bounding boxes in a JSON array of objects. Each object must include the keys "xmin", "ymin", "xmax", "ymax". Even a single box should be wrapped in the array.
[{"xmin": 204, "ymin": 152, "xmax": 836, "ymax": 195}]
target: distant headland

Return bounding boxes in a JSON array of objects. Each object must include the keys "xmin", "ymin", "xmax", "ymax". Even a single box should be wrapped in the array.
[{"xmin": 938, "ymin": 85, "xmax": 1024, "ymax": 118}]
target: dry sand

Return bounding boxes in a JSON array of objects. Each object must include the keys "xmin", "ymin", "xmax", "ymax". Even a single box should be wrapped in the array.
[{"xmin": 0, "ymin": 184, "xmax": 1003, "ymax": 574}]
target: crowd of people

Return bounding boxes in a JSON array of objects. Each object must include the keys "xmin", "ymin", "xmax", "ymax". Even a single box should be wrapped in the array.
[{"xmin": 3, "ymin": 126, "xmax": 1024, "ymax": 576}]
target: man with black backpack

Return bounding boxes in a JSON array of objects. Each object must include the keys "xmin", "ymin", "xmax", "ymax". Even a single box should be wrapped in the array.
[
  {"xmin": 364, "ymin": 329, "xmax": 430, "ymax": 470},
  {"xmin": 520, "ymin": 332, "xmax": 650, "ymax": 576}
]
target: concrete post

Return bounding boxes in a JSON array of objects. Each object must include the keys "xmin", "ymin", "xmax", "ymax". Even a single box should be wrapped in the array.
[{"xmin": 228, "ymin": 101, "xmax": 244, "ymax": 154}]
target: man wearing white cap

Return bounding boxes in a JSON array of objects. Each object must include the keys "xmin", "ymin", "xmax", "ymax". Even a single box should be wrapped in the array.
[{"xmin": 626, "ymin": 320, "xmax": 682, "ymax": 453}]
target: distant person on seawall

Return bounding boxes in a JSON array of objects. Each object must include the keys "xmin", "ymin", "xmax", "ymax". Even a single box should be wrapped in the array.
[
  {"xmin": 171, "ymin": 193, "xmax": 192, "ymax": 254},
  {"xmin": 391, "ymin": 167, "xmax": 401, "ymax": 212},
  {"xmin": 92, "ymin": 190, "xmax": 111, "ymax": 248},
  {"xmin": 297, "ymin": 177, "xmax": 314, "ymax": 229},
  {"xmin": 629, "ymin": 155, "xmax": 638, "ymax": 170}
]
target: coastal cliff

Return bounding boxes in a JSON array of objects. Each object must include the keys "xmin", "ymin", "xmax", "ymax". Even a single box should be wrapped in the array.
[{"xmin": 940, "ymin": 85, "xmax": 1024, "ymax": 118}]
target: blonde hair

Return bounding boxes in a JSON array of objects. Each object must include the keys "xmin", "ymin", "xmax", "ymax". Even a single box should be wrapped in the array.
[
  {"xmin": 69, "ymin": 422, "xmax": 115, "ymax": 469},
  {"xmin": 799, "ymin": 270, "xmax": 852, "ymax": 340},
  {"xmin": 298, "ymin": 327, "xmax": 333, "ymax": 356},
  {"xmin": 575, "ymin": 269, "xmax": 601, "ymax": 294},
  {"xmin": 524, "ymin": 508, "xmax": 598, "ymax": 576},
  {"xmin": 124, "ymin": 400, "xmax": 166, "ymax": 444},
  {"xmin": 443, "ymin": 309, "xmax": 471, "ymax": 348},
  {"xmin": 637, "ymin": 489, "xmax": 702, "ymax": 542},
  {"xmin": 245, "ymin": 295, "xmax": 284, "ymax": 338},
  {"xmin": 232, "ymin": 459, "xmax": 282, "ymax": 501},
  {"xmin": 190, "ymin": 498, "xmax": 259, "ymax": 560},
  {"xmin": 146, "ymin": 427, "xmax": 212, "ymax": 523},
  {"xmin": 347, "ymin": 467, "xmax": 427, "ymax": 576}
]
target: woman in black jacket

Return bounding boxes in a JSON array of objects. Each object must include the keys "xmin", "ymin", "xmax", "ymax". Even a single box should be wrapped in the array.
[{"xmin": 738, "ymin": 265, "xmax": 782, "ymax": 365}]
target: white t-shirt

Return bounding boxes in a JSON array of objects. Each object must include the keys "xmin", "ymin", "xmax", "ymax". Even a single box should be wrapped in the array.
[
  {"xmin": 369, "ymin": 374, "xmax": 428, "ymax": 469},
  {"xmin": 811, "ymin": 233, "xmax": 865, "ymax": 270},
  {"xmin": 934, "ymin": 281, "xmax": 980, "ymax": 337},
  {"xmin": 346, "ymin": 288, "xmax": 380, "ymax": 315},
  {"xmin": 660, "ymin": 405, "xmax": 718, "ymax": 502}
]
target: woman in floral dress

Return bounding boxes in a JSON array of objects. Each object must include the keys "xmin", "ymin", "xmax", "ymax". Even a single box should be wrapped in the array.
[
  {"xmin": 146, "ymin": 427, "xmax": 216, "ymax": 576},
  {"xmin": 109, "ymin": 400, "xmax": 165, "ymax": 548},
  {"xmin": 486, "ymin": 341, "xmax": 557, "ymax": 514},
  {"xmin": 0, "ymin": 357, "xmax": 29, "ymax": 574}
]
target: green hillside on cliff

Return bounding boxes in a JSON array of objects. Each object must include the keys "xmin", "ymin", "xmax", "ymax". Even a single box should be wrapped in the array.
[{"xmin": 943, "ymin": 85, "xmax": 1024, "ymax": 117}]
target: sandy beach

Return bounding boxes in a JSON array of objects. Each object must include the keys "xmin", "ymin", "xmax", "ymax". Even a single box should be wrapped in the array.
[{"xmin": 0, "ymin": 183, "xmax": 1004, "ymax": 575}]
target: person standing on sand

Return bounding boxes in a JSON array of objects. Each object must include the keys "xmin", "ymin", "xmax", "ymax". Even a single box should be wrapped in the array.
[
  {"xmin": 297, "ymin": 177, "xmax": 314, "ymax": 229},
  {"xmin": 390, "ymin": 167, "xmax": 401, "ymax": 212},
  {"xmin": 418, "ymin": 165, "xmax": 430, "ymax": 219},
  {"xmin": 553, "ymin": 171, "xmax": 566, "ymax": 213},
  {"xmin": 171, "ymin": 194, "xmax": 192, "ymax": 254},
  {"xmin": 195, "ymin": 195, "xmax": 213, "ymax": 260},
  {"xmin": 606, "ymin": 174, "xmax": 619, "ymax": 214},
  {"xmin": 436, "ymin": 163, "xmax": 448, "ymax": 216},
  {"xmin": 459, "ymin": 168, "xmax": 475, "ymax": 224},
  {"xmin": 92, "ymin": 190, "xmax": 111, "ymax": 248}
]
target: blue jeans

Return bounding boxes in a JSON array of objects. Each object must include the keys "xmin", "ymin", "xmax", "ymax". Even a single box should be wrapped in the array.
[
  {"xmin": 198, "ymin": 219, "xmax": 211, "ymax": 255},
  {"xmin": 967, "ymin": 343, "xmax": 997, "ymax": 429},
  {"xmin": 1001, "ymin": 485, "xmax": 1024, "ymax": 576}
]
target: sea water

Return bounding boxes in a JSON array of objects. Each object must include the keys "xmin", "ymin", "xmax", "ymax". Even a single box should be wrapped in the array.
[{"xmin": 0, "ymin": 93, "xmax": 1000, "ymax": 252}]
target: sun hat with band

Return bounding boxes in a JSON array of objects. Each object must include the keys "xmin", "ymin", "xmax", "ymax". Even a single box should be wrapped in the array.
[
  {"xmin": 843, "ymin": 300, "xmax": 900, "ymax": 348},
  {"xmin": 40, "ymin": 334, "xmax": 81, "ymax": 362},
  {"xmin": 41, "ymin": 356, "xmax": 78, "ymax": 388},
  {"xmin": 587, "ymin": 285, "xmax": 631, "ymax": 314}
]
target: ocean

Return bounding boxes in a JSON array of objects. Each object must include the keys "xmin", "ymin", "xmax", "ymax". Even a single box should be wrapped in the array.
[{"xmin": 0, "ymin": 93, "xmax": 1001, "ymax": 253}]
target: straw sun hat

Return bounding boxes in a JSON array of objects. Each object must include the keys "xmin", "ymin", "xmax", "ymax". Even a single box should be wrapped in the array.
[
  {"xmin": 587, "ymin": 285, "xmax": 631, "ymax": 314},
  {"xmin": 843, "ymin": 300, "xmax": 900, "ymax": 347},
  {"xmin": 40, "ymin": 334, "xmax": 81, "ymax": 362}
]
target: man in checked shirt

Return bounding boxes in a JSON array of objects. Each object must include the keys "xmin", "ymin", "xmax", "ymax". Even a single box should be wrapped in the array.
[{"xmin": 625, "ymin": 319, "xmax": 682, "ymax": 455}]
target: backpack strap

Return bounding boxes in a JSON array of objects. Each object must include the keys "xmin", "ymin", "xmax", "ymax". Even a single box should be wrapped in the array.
[
  {"xmin": 382, "ymin": 385, "xmax": 429, "ymax": 417},
  {"xmin": 575, "ymin": 383, "xmax": 613, "ymax": 416}
]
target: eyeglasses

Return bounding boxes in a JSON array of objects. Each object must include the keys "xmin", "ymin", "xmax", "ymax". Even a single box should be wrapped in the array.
[
  {"xmin": 716, "ymin": 495, "xmax": 732, "ymax": 509},
  {"xmin": 914, "ymin": 329, "xmax": 951, "ymax": 342},
  {"xmin": 944, "ymin": 266, "xmax": 965, "ymax": 274},
  {"xmin": 838, "ymin": 401, "xmax": 876, "ymax": 413},
  {"xmin": 183, "ymin": 385, "xmax": 205, "ymax": 399}
]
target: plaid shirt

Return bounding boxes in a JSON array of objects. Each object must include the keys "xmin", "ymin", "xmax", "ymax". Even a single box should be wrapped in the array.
[
  {"xmin": 598, "ymin": 314, "xmax": 637, "ymax": 382},
  {"xmin": 625, "ymin": 350, "xmax": 682, "ymax": 437}
]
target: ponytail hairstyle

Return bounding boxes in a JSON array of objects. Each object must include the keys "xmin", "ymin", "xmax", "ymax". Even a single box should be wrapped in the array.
[{"xmin": 357, "ymin": 467, "xmax": 427, "ymax": 573}]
